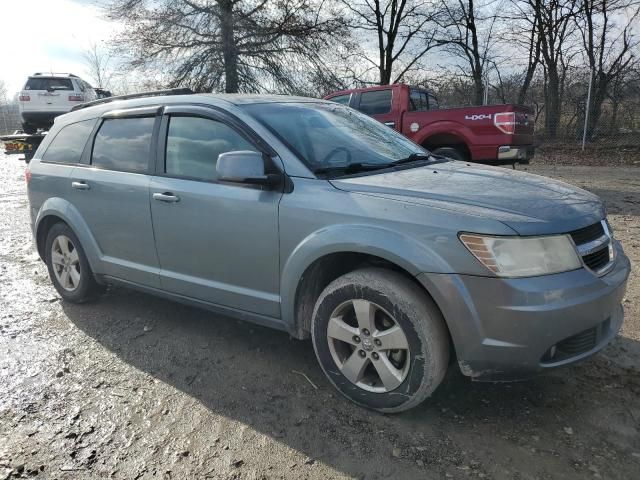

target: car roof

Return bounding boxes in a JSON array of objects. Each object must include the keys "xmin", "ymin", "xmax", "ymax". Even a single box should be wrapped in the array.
[{"xmin": 55, "ymin": 93, "xmax": 333, "ymax": 125}]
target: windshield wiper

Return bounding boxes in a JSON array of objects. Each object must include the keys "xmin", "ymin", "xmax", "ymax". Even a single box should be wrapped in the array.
[
  {"xmin": 389, "ymin": 152, "xmax": 433, "ymax": 166},
  {"xmin": 314, "ymin": 162, "xmax": 392, "ymax": 175}
]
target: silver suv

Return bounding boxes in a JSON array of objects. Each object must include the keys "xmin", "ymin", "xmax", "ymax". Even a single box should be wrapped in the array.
[{"xmin": 26, "ymin": 91, "xmax": 630, "ymax": 412}]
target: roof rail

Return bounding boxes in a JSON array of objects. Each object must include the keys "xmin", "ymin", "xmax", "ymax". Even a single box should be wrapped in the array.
[
  {"xmin": 70, "ymin": 87, "xmax": 195, "ymax": 111},
  {"xmin": 33, "ymin": 72, "xmax": 79, "ymax": 77}
]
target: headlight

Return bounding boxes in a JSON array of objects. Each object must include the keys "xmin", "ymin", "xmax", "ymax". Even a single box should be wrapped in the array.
[{"xmin": 459, "ymin": 233, "xmax": 582, "ymax": 277}]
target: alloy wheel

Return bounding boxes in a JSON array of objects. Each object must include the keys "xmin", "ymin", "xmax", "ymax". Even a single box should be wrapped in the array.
[
  {"xmin": 326, "ymin": 299, "xmax": 411, "ymax": 393},
  {"xmin": 51, "ymin": 235, "xmax": 81, "ymax": 291}
]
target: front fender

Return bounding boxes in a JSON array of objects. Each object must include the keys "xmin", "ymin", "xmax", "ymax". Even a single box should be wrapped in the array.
[
  {"xmin": 35, "ymin": 197, "xmax": 102, "ymax": 272},
  {"xmin": 280, "ymin": 224, "xmax": 452, "ymax": 328}
]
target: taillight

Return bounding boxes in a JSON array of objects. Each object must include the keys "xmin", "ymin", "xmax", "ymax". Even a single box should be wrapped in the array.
[
  {"xmin": 19, "ymin": 95, "xmax": 30, "ymax": 101},
  {"xmin": 68, "ymin": 95, "xmax": 84, "ymax": 101},
  {"xmin": 494, "ymin": 112, "xmax": 515, "ymax": 134},
  {"xmin": 25, "ymin": 167, "xmax": 32, "ymax": 184}
]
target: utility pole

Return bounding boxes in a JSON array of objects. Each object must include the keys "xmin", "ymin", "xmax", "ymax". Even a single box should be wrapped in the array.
[{"xmin": 582, "ymin": 68, "xmax": 594, "ymax": 151}]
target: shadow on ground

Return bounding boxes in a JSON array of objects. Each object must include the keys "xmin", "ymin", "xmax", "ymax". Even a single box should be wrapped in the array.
[{"xmin": 61, "ymin": 286, "xmax": 640, "ymax": 479}]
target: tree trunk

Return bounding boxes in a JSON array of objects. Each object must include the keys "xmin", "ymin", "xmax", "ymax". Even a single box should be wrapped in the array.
[
  {"xmin": 473, "ymin": 74, "xmax": 484, "ymax": 105},
  {"xmin": 585, "ymin": 80, "xmax": 607, "ymax": 141},
  {"xmin": 380, "ymin": 65, "xmax": 392, "ymax": 85},
  {"xmin": 545, "ymin": 69, "xmax": 560, "ymax": 140},
  {"xmin": 219, "ymin": 0, "xmax": 239, "ymax": 93},
  {"xmin": 517, "ymin": 63, "xmax": 537, "ymax": 105}
]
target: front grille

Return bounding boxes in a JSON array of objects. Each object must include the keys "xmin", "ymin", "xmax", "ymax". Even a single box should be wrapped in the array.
[
  {"xmin": 568, "ymin": 221, "xmax": 612, "ymax": 274},
  {"xmin": 570, "ymin": 222, "xmax": 604, "ymax": 245},
  {"xmin": 583, "ymin": 247, "xmax": 610, "ymax": 270}
]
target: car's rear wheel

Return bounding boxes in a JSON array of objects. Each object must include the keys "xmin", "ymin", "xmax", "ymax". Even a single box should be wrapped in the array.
[
  {"xmin": 311, "ymin": 268, "xmax": 449, "ymax": 412},
  {"xmin": 431, "ymin": 146, "xmax": 467, "ymax": 161},
  {"xmin": 45, "ymin": 223, "xmax": 101, "ymax": 303}
]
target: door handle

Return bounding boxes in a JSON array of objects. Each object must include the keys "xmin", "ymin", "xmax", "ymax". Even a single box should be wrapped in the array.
[
  {"xmin": 153, "ymin": 192, "xmax": 180, "ymax": 203},
  {"xmin": 71, "ymin": 181, "xmax": 90, "ymax": 190}
]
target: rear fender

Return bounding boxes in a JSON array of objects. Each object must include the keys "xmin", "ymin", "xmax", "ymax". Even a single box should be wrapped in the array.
[
  {"xmin": 35, "ymin": 197, "xmax": 102, "ymax": 272},
  {"xmin": 414, "ymin": 121, "xmax": 474, "ymax": 149}
]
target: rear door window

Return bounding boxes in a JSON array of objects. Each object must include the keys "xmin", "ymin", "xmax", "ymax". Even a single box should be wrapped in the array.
[
  {"xmin": 357, "ymin": 90, "xmax": 392, "ymax": 115},
  {"xmin": 25, "ymin": 77, "xmax": 74, "ymax": 91},
  {"xmin": 42, "ymin": 119, "xmax": 97, "ymax": 164},
  {"xmin": 328, "ymin": 94, "xmax": 351, "ymax": 106},
  {"xmin": 409, "ymin": 90, "xmax": 428, "ymax": 111},
  {"xmin": 165, "ymin": 116, "xmax": 257, "ymax": 181},
  {"xmin": 91, "ymin": 117, "xmax": 155, "ymax": 173}
]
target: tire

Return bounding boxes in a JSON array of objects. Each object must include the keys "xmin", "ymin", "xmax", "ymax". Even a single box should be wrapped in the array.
[
  {"xmin": 431, "ymin": 147, "xmax": 467, "ymax": 161},
  {"xmin": 311, "ymin": 268, "xmax": 450, "ymax": 413},
  {"xmin": 45, "ymin": 223, "xmax": 101, "ymax": 303},
  {"xmin": 22, "ymin": 123, "xmax": 37, "ymax": 134}
]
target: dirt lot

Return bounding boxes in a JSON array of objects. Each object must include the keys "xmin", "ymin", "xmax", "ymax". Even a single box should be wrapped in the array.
[{"xmin": 1, "ymin": 152, "xmax": 639, "ymax": 480}]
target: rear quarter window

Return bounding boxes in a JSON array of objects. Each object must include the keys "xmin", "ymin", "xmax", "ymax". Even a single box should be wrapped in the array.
[
  {"xmin": 41, "ymin": 119, "xmax": 97, "ymax": 164},
  {"xmin": 25, "ymin": 77, "xmax": 74, "ymax": 91},
  {"xmin": 357, "ymin": 90, "xmax": 392, "ymax": 115},
  {"xmin": 91, "ymin": 117, "xmax": 156, "ymax": 173}
]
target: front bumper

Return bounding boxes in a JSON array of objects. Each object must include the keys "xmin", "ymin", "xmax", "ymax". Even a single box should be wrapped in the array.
[{"xmin": 418, "ymin": 241, "xmax": 630, "ymax": 381}]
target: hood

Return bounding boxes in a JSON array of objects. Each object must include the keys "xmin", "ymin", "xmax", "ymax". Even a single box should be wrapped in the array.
[{"xmin": 331, "ymin": 161, "xmax": 604, "ymax": 235}]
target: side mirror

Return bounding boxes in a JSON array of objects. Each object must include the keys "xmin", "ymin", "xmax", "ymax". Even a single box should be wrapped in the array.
[{"xmin": 216, "ymin": 151, "xmax": 280, "ymax": 187}]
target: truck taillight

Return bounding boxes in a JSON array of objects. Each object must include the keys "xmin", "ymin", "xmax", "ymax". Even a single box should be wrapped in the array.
[
  {"xmin": 19, "ymin": 95, "xmax": 30, "ymax": 101},
  {"xmin": 68, "ymin": 95, "xmax": 84, "ymax": 101},
  {"xmin": 25, "ymin": 167, "xmax": 32, "ymax": 184},
  {"xmin": 494, "ymin": 112, "xmax": 515, "ymax": 134}
]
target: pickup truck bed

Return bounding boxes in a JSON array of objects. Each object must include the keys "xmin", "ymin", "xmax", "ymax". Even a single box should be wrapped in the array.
[{"xmin": 325, "ymin": 84, "xmax": 535, "ymax": 165}]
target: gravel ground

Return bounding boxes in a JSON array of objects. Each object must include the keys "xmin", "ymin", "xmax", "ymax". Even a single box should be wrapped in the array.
[{"xmin": 1, "ymin": 152, "xmax": 639, "ymax": 480}]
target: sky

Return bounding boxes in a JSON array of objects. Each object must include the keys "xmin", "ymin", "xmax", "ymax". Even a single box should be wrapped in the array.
[{"xmin": 0, "ymin": 0, "xmax": 118, "ymax": 97}]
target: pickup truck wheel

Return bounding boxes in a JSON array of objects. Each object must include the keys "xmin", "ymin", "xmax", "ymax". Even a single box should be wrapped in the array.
[
  {"xmin": 311, "ymin": 268, "xmax": 449, "ymax": 413},
  {"xmin": 45, "ymin": 223, "xmax": 101, "ymax": 303},
  {"xmin": 431, "ymin": 147, "xmax": 467, "ymax": 161}
]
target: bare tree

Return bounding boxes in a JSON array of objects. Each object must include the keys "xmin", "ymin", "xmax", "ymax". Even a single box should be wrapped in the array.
[
  {"xmin": 528, "ymin": 0, "xmax": 580, "ymax": 139},
  {"xmin": 577, "ymin": 0, "xmax": 640, "ymax": 139},
  {"xmin": 105, "ymin": 0, "xmax": 344, "ymax": 94},
  {"xmin": 83, "ymin": 41, "xmax": 115, "ymax": 90},
  {"xmin": 338, "ymin": 0, "xmax": 437, "ymax": 85},
  {"xmin": 433, "ymin": 0, "xmax": 500, "ymax": 106},
  {"xmin": 501, "ymin": 0, "xmax": 544, "ymax": 104}
]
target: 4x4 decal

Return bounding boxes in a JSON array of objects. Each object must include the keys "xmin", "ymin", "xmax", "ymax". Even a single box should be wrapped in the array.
[{"xmin": 465, "ymin": 113, "xmax": 492, "ymax": 121}]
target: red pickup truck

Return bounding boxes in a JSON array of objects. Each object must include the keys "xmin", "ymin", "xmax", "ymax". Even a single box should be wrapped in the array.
[{"xmin": 324, "ymin": 84, "xmax": 535, "ymax": 164}]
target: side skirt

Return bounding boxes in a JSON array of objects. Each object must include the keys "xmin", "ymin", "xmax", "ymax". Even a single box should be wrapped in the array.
[{"xmin": 96, "ymin": 274, "xmax": 291, "ymax": 335}]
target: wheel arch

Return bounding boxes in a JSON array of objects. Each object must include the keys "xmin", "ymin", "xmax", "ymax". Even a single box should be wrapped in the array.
[
  {"xmin": 414, "ymin": 123, "xmax": 474, "ymax": 159},
  {"xmin": 34, "ymin": 198, "xmax": 102, "ymax": 271},
  {"xmin": 280, "ymin": 225, "xmax": 452, "ymax": 340}
]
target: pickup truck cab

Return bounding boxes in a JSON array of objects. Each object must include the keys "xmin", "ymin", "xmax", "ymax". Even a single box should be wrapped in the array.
[{"xmin": 325, "ymin": 84, "xmax": 534, "ymax": 164}]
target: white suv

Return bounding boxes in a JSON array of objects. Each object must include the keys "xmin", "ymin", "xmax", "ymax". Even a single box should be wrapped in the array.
[{"xmin": 18, "ymin": 73, "xmax": 97, "ymax": 133}]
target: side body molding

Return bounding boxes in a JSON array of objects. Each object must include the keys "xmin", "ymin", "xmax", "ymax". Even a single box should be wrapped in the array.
[{"xmin": 279, "ymin": 224, "xmax": 452, "ymax": 331}]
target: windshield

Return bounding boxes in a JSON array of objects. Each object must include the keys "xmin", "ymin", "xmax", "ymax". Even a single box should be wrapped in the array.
[{"xmin": 242, "ymin": 102, "xmax": 428, "ymax": 176}]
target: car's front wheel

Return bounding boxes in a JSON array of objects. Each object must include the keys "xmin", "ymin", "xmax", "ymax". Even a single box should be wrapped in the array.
[
  {"xmin": 311, "ymin": 268, "xmax": 450, "ymax": 413},
  {"xmin": 45, "ymin": 223, "xmax": 101, "ymax": 303}
]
